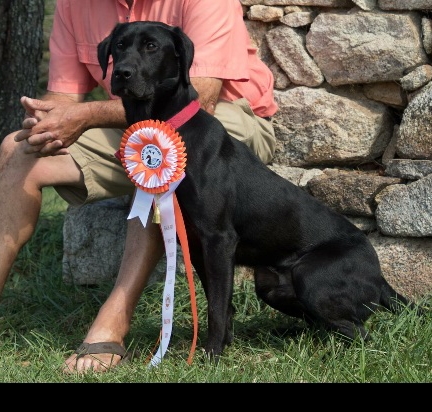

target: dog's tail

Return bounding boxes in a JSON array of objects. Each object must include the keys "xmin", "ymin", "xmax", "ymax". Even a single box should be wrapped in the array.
[{"xmin": 379, "ymin": 281, "xmax": 425, "ymax": 316}]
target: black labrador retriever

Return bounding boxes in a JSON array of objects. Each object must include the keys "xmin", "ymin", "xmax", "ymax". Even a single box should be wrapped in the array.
[{"xmin": 98, "ymin": 21, "xmax": 412, "ymax": 360}]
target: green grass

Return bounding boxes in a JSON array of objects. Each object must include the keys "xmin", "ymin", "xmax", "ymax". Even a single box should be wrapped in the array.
[{"xmin": 1, "ymin": 188, "xmax": 431, "ymax": 382}]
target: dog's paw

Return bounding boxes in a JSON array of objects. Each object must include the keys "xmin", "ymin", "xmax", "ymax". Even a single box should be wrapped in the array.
[{"xmin": 204, "ymin": 345, "xmax": 223, "ymax": 365}]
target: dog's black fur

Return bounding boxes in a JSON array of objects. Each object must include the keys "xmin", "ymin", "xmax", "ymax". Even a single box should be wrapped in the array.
[{"xmin": 98, "ymin": 21, "xmax": 412, "ymax": 359}]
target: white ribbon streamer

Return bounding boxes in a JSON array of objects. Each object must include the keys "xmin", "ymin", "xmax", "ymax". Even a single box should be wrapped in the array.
[
  {"xmin": 149, "ymin": 192, "xmax": 177, "ymax": 367},
  {"xmin": 126, "ymin": 174, "xmax": 185, "ymax": 367}
]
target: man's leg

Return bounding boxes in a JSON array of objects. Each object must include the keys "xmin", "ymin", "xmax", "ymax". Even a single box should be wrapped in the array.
[
  {"xmin": 63, "ymin": 214, "xmax": 164, "ymax": 373},
  {"xmin": 214, "ymin": 98, "xmax": 276, "ymax": 165},
  {"xmin": 56, "ymin": 128, "xmax": 166, "ymax": 373},
  {"xmin": 0, "ymin": 126, "xmax": 165, "ymax": 373},
  {"xmin": 0, "ymin": 132, "xmax": 84, "ymax": 294}
]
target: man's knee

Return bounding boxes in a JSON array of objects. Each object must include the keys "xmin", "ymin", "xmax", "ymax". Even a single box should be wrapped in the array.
[
  {"xmin": 0, "ymin": 131, "xmax": 21, "ymax": 158},
  {"xmin": 214, "ymin": 100, "xmax": 276, "ymax": 164}
]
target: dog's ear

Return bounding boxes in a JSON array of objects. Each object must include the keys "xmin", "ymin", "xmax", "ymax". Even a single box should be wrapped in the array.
[
  {"xmin": 170, "ymin": 26, "xmax": 194, "ymax": 85},
  {"xmin": 98, "ymin": 28, "xmax": 116, "ymax": 80}
]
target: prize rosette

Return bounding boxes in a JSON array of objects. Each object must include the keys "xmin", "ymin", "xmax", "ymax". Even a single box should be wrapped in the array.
[
  {"xmin": 119, "ymin": 119, "xmax": 187, "ymax": 194},
  {"xmin": 118, "ymin": 119, "xmax": 197, "ymax": 368}
]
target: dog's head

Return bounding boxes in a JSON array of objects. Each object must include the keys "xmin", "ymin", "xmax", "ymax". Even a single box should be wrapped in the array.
[{"xmin": 97, "ymin": 21, "xmax": 194, "ymax": 102}]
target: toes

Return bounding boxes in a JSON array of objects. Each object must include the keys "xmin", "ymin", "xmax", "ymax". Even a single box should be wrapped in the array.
[{"xmin": 62, "ymin": 353, "xmax": 121, "ymax": 374}]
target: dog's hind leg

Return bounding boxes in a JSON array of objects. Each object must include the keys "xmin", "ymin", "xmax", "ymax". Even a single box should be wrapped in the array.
[
  {"xmin": 254, "ymin": 265, "xmax": 370, "ymax": 340},
  {"xmin": 288, "ymin": 245, "xmax": 380, "ymax": 341},
  {"xmin": 254, "ymin": 266, "xmax": 308, "ymax": 320}
]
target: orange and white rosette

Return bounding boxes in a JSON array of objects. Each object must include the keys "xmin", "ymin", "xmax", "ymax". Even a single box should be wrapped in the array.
[
  {"xmin": 120, "ymin": 119, "xmax": 186, "ymax": 195},
  {"xmin": 120, "ymin": 119, "xmax": 197, "ymax": 367}
]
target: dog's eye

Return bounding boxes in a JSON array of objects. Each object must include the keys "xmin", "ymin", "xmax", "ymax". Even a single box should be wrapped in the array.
[
  {"xmin": 116, "ymin": 42, "xmax": 124, "ymax": 50},
  {"xmin": 146, "ymin": 42, "xmax": 157, "ymax": 51}
]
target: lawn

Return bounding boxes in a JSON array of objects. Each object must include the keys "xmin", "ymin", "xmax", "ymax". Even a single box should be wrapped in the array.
[{"xmin": 0, "ymin": 188, "xmax": 430, "ymax": 382}]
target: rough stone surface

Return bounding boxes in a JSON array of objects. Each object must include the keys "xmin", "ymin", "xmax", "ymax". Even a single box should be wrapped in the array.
[
  {"xmin": 247, "ymin": 5, "xmax": 284, "ymax": 22},
  {"xmin": 400, "ymin": 64, "xmax": 432, "ymax": 92},
  {"xmin": 63, "ymin": 197, "xmax": 165, "ymax": 286},
  {"xmin": 352, "ymin": 0, "xmax": 377, "ymax": 10},
  {"xmin": 385, "ymin": 159, "xmax": 432, "ymax": 180},
  {"xmin": 279, "ymin": 11, "xmax": 317, "ymax": 27},
  {"xmin": 375, "ymin": 174, "xmax": 432, "ymax": 237},
  {"xmin": 362, "ymin": 82, "xmax": 407, "ymax": 108},
  {"xmin": 268, "ymin": 164, "xmax": 323, "ymax": 187},
  {"xmin": 378, "ymin": 0, "xmax": 432, "ymax": 10},
  {"xmin": 306, "ymin": 10, "xmax": 428, "ymax": 86},
  {"xmin": 369, "ymin": 232, "xmax": 432, "ymax": 301},
  {"xmin": 397, "ymin": 81, "xmax": 432, "ymax": 159},
  {"xmin": 423, "ymin": 17, "xmax": 432, "ymax": 54},
  {"xmin": 381, "ymin": 125, "xmax": 399, "ymax": 165},
  {"xmin": 266, "ymin": 25, "xmax": 324, "ymax": 87},
  {"xmin": 307, "ymin": 169, "xmax": 402, "ymax": 216},
  {"xmin": 273, "ymin": 87, "xmax": 394, "ymax": 166}
]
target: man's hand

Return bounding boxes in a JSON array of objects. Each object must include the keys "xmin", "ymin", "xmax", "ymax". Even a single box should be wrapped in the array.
[{"xmin": 14, "ymin": 96, "xmax": 87, "ymax": 156}]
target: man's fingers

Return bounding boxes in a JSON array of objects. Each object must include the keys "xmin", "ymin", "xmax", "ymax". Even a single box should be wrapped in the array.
[
  {"xmin": 38, "ymin": 140, "xmax": 66, "ymax": 156},
  {"xmin": 25, "ymin": 132, "xmax": 55, "ymax": 146},
  {"xmin": 16, "ymin": 130, "xmax": 59, "ymax": 150},
  {"xmin": 20, "ymin": 96, "xmax": 36, "ymax": 118},
  {"xmin": 14, "ymin": 128, "xmax": 32, "ymax": 142},
  {"xmin": 21, "ymin": 96, "xmax": 55, "ymax": 114},
  {"xmin": 21, "ymin": 139, "xmax": 65, "ymax": 156},
  {"xmin": 21, "ymin": 117, "xmax": 38, "ymax": 129},
  {"xmin": 22, "ymin": 143, "xmax": 46, "ymax": 155}
]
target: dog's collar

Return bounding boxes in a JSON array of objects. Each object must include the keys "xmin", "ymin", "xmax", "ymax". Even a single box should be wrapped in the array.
[
  {"xmin": 114, "ymin": 100, "xmax": 200, "ymax": 162},
  {"xmin": 166, "ymin": 100, "xmax": 200, "ymax": 129}
]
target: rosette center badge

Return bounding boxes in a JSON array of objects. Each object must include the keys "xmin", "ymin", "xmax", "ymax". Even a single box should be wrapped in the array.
[{"xmin": 142, "ymin": 144, "xmax": 163, "ymax": 169}]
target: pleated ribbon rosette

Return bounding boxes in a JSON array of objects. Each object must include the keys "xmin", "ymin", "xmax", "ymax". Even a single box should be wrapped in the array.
[{"xmin": 119, "ymin": 119, "xmax": 198, "ymax": 367}]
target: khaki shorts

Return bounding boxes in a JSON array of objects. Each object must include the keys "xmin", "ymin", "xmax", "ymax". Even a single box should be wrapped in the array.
[{"xmin": 55, "ymin": 98, "xmax": 276, "ymax": 206}]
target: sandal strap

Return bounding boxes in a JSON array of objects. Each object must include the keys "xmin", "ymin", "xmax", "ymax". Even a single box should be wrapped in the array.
[{"xmin": 75, "ymin": 342, "xmax": 127, "ymax": 360}]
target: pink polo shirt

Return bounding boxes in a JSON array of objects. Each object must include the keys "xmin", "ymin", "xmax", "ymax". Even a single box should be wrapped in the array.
[{"xmin": 47, "ymin": 0, "xmax": 278, "ymax": 118}]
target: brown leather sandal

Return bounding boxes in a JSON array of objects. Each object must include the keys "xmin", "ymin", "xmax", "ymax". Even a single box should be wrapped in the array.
[{"xmin": 74, "ymin": 342, "xmax": 133, "ymax": 366}]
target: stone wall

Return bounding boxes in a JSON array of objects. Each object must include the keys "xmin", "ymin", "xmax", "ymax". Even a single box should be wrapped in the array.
[{"xmin": 63, "ymin": 0, "xmax": 432, "ymax": 300}]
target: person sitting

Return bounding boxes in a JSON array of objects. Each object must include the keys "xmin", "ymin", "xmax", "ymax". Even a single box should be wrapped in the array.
[{"xmin": 0, "ymin": 0, "xmax": 278, "ymax": 373}]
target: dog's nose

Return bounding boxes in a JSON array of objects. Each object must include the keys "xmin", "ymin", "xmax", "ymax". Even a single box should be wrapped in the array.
[{"xmin": 113, "ymin": 66, "xmax": 134, "ymax": 80}]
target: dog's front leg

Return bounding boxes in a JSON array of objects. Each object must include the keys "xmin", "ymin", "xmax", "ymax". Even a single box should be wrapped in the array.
[{"xmin": 201, "ymin": 236, "xmax": 237, "ymax": 362}]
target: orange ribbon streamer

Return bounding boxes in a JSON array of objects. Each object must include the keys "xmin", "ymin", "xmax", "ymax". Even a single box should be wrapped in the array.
[
  {"xmin": 173, "ymin": 194, "xmax": 198, "ymax": 364},
  {"xmin": 120, "ymin": 119, "xmax": 198, "ymax": 366}
]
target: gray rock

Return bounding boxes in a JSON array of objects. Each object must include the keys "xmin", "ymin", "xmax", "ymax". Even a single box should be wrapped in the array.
[
  {"xmin": 273, "ymin": 87, "xmax": 394, "ymax": 166},
  {"xmin": 422, "ymin": 17, "xmax": 432, "ymax": 54},
  {"xmin": 400, "ymin": 64, "xmax": 432, "ymax": 92},
  {"xmin": 375, "ymin": 174, "xmax": 432, "ymax": 237},
  {"xmin": 378, "ymin": 0, "xmax": 432, "ymax": 10},
  {"xmin": 369, "ymin": 231, "xmax": 432, "ymax": 300},
  {"xmin": 385, "ymin": 159, "xmax": 432, "ymax": 180},
  {"xmin": 62, "ymin": 197, "xmax": 165, "ymax": 286},
  {"xmin": 396, "ymin": 81, "xmax": 432, "ymax": 159},
  {"xmin": 266, "ymin": 25, "xmax": 324, "ymax": 87},
  {"xmin": 306, "ymin": 10, "xmax": 428, "ymax": 86},
  {"xmin": 307, "ymin": 169, "xmax": 402, "ymax": 216},
  {"xmin": 352, "ymin": 0, "xmax": 377, "ymax": 10},
  {"xmin": 268, "ymin": 164, "xmax": 323, "ymax": 187}
]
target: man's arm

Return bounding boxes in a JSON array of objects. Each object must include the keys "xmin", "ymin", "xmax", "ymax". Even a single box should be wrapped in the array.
[
  {"xmin": 191, "ymin": 77, "xmax": 222, "ymax": 115},
  {"xmin": 16, "ymin": 76, "xmax": 221, "ymax": 157},
  {"xmin": 15, "ymin": 92, "xmax": 127, "ymax": 156}
]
